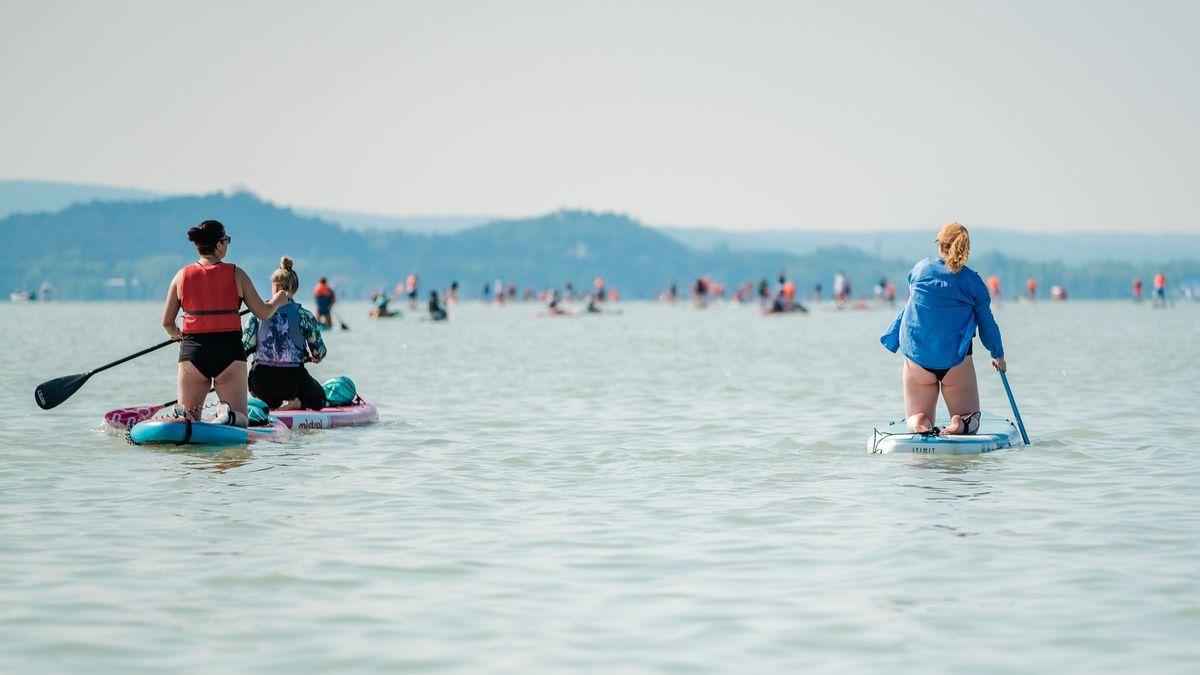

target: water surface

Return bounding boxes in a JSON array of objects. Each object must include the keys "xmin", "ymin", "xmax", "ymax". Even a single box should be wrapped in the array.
[{"xmin": 2, "ymin": 300, "xmax": 1197, "ymax": 673}]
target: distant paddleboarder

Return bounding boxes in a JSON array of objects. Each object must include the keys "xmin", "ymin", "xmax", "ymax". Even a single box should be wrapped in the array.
[
  {"xmin": 312, "ymin": 276, "xmax": 336, "ymax": 328},
  {"xmin": 986, "ymin": 275, "xmax": 1001, "ymax": 301},
  {"xmin": 369, "ymin": 291, "xmax": 397, "ymax": 318},
  {"xmin": 428, "ymin": 290, "xmax": 448, "ymax": 321},
  {"xmin": 880, "ymin": 222, "xmax": 1007, "ymax": 436},
  {"xmin": 1153, "ymin": 273, "xmax": 1167, "ymax": 306},
  {"xmin": 406, "ymin": 273, "xmax": 419, "ymax": 309},
  {"xmin": 833, "ymin": 271, "xmax": 849, "ymax": 308}
]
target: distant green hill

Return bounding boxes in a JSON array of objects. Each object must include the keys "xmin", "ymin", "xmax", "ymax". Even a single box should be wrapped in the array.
[{"xmin": 1, "ymin": 191, "xmax": 1196, "ymax": 300}]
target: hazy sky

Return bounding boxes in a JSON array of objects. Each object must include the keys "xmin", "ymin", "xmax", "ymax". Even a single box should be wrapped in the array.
[{"xmin": 2, "ymin": 0, "xmax": 1197, "ymax": 232}]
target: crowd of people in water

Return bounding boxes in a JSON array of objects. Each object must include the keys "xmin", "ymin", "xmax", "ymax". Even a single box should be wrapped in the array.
[
  {"xmin": 311, "ymin": 265, "xmax": 1186, "ymax": 323},
  {"xmin": 158, "ymin": 217, "xmax": 1185, "ymax": 433}
]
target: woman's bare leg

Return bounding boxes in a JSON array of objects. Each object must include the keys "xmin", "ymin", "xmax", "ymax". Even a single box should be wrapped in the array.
[
  {"xmin": 939, "ymin": 355, "xmax": 980, "ymax": 434},
  {"xmin": 177, "ymin": 362, "xmax": 212, "ymax": 420},
  {"xmin": 214, "ymin": 360, "xmax": 249, "ymax": 422},
  {"xmin": 903, "ymin": 359, "xmax": 940, "ymax": 432}
]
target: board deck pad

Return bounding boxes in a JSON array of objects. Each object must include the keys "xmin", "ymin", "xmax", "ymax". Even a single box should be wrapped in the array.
[{"xmin": 869, "ymin": 412, "xmax": 1022, "ymax": 454}]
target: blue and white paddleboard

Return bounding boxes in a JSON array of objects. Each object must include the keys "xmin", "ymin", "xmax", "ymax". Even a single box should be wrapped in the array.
[
  {"xmin": 868, "ymin": 412, "xmax": 1023, "ymax": 455},
  {"xmin": 129, "ymin": 416, "xmax": 290, "ymax": 447}
]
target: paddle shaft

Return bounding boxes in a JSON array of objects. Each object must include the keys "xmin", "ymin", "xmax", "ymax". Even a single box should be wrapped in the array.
[
  {"xmin": 998, "ymin": 369, "xmax": 1030, "ymax": 445},
  {"xmin": 88, "ymin": 337, "xmax": 176, "ymax": 378},
  {"xmin": 36, "ymin": 309, "xmax": 252, "ymax": 410}
]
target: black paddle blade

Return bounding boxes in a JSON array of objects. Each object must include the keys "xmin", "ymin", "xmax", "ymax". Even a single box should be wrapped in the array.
[{"xmin": 35, "ymin": 372, "xmax": 91, "ymax": 410}]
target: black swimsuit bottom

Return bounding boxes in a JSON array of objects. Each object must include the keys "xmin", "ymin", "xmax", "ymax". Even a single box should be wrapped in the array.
[
  {"xmin": 922, "ymin": 343, "xmax": 973, "ymax": 382},
  {"xmin": 179, "ymin": 331, "xmax": 246, "ymax": 379}
]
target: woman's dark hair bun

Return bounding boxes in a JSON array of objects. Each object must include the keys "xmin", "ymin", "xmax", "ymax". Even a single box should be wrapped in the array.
[{"xmin": 188, "ymin": 219, "xmax": 226, "ymax": 246}]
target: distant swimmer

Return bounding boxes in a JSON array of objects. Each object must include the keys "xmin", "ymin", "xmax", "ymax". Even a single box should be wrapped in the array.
[
  {"xmin": 1152, "ymin": 272, "xmax": 1167, "ymax": 306},
  {"xmin": 586, "ymin": 294, "xmax": 602, "ymax": 313},
  {"xmin": 161, "ymin": 220, "xmax": 287, "ymax": 426},
  {"xmin": 1051, "ymin": 285, "xmax": 1067, "ymax": 301},
  {"xmin": 1132, "ymin": 277, "xmax": 1143, "ymax": 302},
  {"xmin": 1026, "ymin": 277, "xmax": 1038, "ymax": 301},
  {"xmin": 880, "ymin": 222, "xmax": 1006, "ymax": 436},
  {"xmin": 244, "ymin": 257, "xmax": 328, "ymax": 411},
  {"xmin": 428, "ymin": 290, "xmax": 448, "ymax": 321},
  {"xmin": 986, "ymin": 275, "xmax": 1001, "ymax": 301},
  {"xmin": 594, "ymin": 276, "xmax": 606, "ymax": 302},
  {"xmin": 448, "ymin": 280, "xmax": 459, "ymax": 305}
]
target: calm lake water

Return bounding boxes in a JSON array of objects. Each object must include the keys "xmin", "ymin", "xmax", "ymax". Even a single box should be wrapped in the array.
[{"xmin": 2, "ymin": 300, "xmax": 1197, "ymax": 673}]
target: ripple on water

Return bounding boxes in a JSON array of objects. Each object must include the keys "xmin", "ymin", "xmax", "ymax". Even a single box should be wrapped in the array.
[{"xmin": 1, "ymin": 301, "xmax": 1199, "ymax": 673}]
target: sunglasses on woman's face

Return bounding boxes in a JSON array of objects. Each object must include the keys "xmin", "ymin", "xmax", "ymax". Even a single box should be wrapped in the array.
[{"xmin": 220, "ymin": 236, "xmax": 232, "ymax": 245}]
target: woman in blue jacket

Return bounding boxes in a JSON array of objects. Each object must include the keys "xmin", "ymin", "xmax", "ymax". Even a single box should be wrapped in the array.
[{"xmin": 881, "ymin": 223, "xmax": 1007, "ymax": 435}]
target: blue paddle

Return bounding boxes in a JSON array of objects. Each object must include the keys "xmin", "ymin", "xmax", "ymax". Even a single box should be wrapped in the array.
[{"xmin": 998, "ymin": 369, "xmax": 1030, "ymax": 445}]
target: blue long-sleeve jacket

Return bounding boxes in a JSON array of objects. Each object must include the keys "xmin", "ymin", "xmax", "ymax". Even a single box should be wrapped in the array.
[{"xmin": 880, "ymin": 257, "xmax": 1004, "ymax": 369}]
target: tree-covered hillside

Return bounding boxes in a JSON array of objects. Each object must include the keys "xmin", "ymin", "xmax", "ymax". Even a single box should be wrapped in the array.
[{"xmin": 2, "ymin": 192, "xmax": 1196, "ymax": 300}]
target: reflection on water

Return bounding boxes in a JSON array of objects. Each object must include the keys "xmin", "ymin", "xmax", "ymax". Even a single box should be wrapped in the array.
[{"xmin": 177, "ymin": 448, "xmax": 255, "ymax": 474}]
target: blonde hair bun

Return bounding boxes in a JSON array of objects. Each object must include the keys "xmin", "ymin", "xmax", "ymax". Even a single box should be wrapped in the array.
[
  {"xmin": 936, "ymin": 222, "xmax": 970, "ymax": 273},
  {"xmin": 272, "ymin": 256, "xmax": 300, "ymax": 295}
]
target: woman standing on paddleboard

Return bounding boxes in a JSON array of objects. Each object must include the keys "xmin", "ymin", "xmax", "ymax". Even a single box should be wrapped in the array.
[
  {"xmin": 161, "ymin": 220, "xmax": 287, "ymax": 425},
  {"xmin": 243, "ymin": 257, "xmax": 328, "ymax": 410},
  {"xmin": 880, "ymin": 222, "xmax": 1007, "ymax": 435}
]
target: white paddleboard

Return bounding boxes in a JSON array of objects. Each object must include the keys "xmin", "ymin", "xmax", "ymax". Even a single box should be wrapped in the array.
[{"xmin": 868, "ymin": 412, "xmax": 1023, "ymax": 455}]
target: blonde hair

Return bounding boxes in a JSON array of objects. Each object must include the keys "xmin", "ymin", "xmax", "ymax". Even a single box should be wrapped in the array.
[
  {"xmin": 936, "ymin": 222, "xmax": 970, "ymax": 273},
  {"xmin": 271, "ymin": 256, "xmax": 299, "ymax": 296}
]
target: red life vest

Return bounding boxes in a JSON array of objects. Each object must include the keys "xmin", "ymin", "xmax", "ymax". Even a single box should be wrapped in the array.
[{"xmin": 180, "ymin": 263, "xmax": 241, "ymax": 333}]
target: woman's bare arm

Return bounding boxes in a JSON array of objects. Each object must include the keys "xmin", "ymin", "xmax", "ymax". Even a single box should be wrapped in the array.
[
  {"xmin": 235, "ymin": 266, "xmax": 286, "ymax": 320},
  {"xmin": 161, "ymin": 271, "xmax": 183, "ymax": 340}
]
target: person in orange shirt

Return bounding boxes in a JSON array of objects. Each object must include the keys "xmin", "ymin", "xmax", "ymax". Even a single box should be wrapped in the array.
[
  {"xmin": 986, "ymin": 275, "xmax": 1001, "ymax": 301},
  {"xmin": 312, "ymin": 276, "xmax": 336, "ymax": 328},
  {"xmin": 1026, "ymin": 278, "xmax": 1037, "ymax": 301},
  {"xmin": 1153, "ymin": 273, "xmax": 1167, "ymax": 306}
]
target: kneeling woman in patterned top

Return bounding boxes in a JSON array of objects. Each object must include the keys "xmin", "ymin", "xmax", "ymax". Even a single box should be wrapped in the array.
[{"xmin": 243, "ymin": 257, "xmax": 328, "ymax": 411}]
